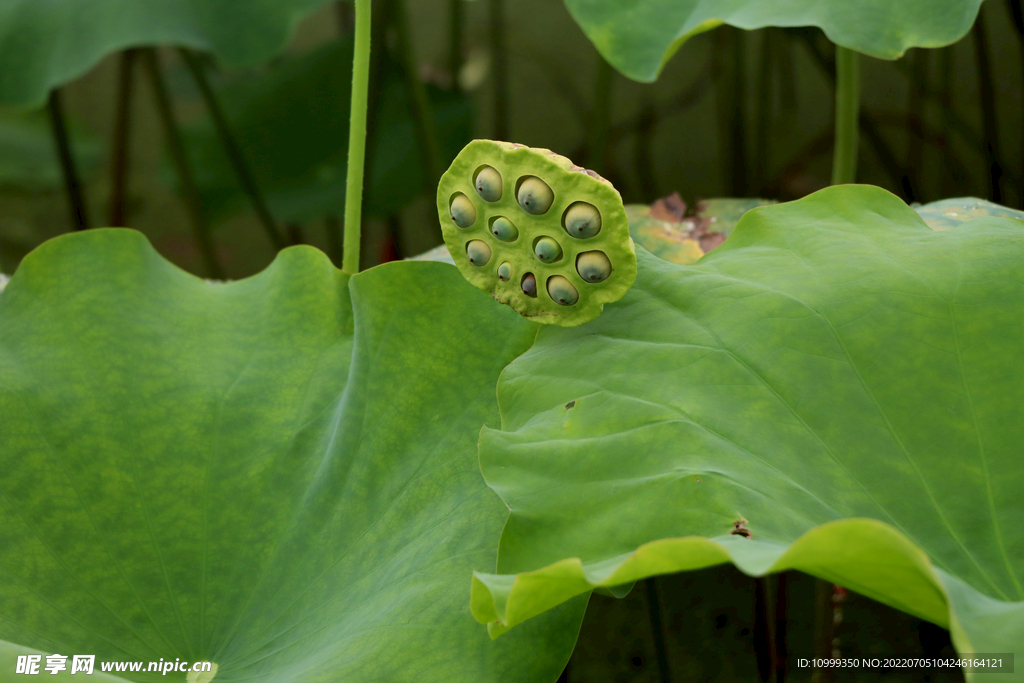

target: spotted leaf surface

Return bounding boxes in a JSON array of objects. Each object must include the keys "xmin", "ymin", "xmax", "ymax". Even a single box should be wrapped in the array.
[{"xmin": 438, "ymin": 140, "xmax": 637, "ymax": 327}]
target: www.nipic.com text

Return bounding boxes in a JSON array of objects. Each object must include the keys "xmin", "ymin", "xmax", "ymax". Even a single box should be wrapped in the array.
[{"xmin": 15, "ymin": 654, "xmax": 214, "ymax": 676}]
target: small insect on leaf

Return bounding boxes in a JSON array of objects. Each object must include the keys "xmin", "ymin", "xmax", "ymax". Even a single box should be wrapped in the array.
[{"xmin": 730, "ymin": 518, "xmax": 752, "ymax": 539}]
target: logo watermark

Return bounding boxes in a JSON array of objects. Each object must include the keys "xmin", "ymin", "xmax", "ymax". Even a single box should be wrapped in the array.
[{"xmin": 15, "ymin": 655, "xmax": 214, "ymax": 676}]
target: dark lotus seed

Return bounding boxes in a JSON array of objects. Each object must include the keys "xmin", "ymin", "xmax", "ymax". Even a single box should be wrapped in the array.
[
  {"xmin": 491, "ymin": 216, "xmax": 519, "ymax": 242},
  {"xmin": 450, "ymin": 193, "xmax": 477, "ymax": 228},
  {"xmin": 546, "ymin": 275, "xmax": 579, "ymax": 306},
  {"xmin": 497, "ymin": 262, "xmax": 513, "ymax": 281},
  {"xmin": 533, "ymin": 236, "xmax": 563, "ymax": 263},
  {"xmin": 517, "ymin": 177, "xmax": 554, "ymax": 215},
  {"xmin": 576, "ymin": 251, "xmax": 612, "ymax": 283},
  {"xmin": 563, "ymin": 202, "xmax": 601, "ymax": 238},
  {"xmin": 466, "ymin": 240, "xmax": 492, "ymax": 267},
  {"xmin": 521, "ymin": 273, "xmax": 537, "ymax": 297},
  {"xmin": 474, "ymin": 166, "xmax": 503, "ymax": 202}
]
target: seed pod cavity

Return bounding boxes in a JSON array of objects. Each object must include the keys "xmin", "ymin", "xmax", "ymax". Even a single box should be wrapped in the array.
[
  {"xmin": 450, "ymin": 193, "xmax": 477, "ymax": 228},
  {"xmin": 576, "ymin": 251, "xmax": 612, "ymax": 283},
  {"xmin": 474, "ymin": 166, "xmax": 503, "ymax": 202},
  {"xmin": 521, "ymin": 272, "xmax": 537, "ymax": 298},
  {"xmin": 497, "ymin": 262, "xmax": 513, "ymax": 282},
  {"xmin": 546, "ymin": 275, "xmax": 579, "ymax": 306},
  {"xmin": 490, "ymin": 216, "xmax": 519, "ymax": 242},
  {"xmin": 563, "ymin": 202, "xmax": 601, "ymax": 238},
  {"xmin": 533, "ymin": 236, "xmax": 563, "ymax": 264},
  {"xmin": 517, "ymin": 176, "xmax": 554, "ymax": 215},
  {"xmin": 466, "ymin": 240, "xmax": 492, "ymax": 267}
]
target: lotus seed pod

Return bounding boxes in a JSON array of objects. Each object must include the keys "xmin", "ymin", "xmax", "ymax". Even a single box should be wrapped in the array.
[
  {"xmin": 576, "ymin": 250, "xmax": 612, "ymax": 283},
  {"xmin": 517, "ymin": 176, "xmax": 554, "ymax": 215},
  {"xmin": 546, "ymin": 275, "xmax": 579, "ymax": 306},
  {"xmin": 563, "ymin": 202, "xmax": 602, "ymax": 238},
  {"xmin": 475, "ymin": 166, "xmax": 503, "ymax": 202},
  {"xmin": 466, "ymin": 240, "xmax": 492, "ymax": 266},
  {"xmin": 438, "ymin": 140, "xmax": 637, "ymax": 326},
  {"xmin": 450, "ymin": 193, "xmax": 477, "ymax": 228},
  {"xmin": 521, "ymin": 272, "xmax": 537, "ymax": 297},
  {"xmin": 491, "ymin": 216, "xmax": 519, "ymax": 242},
  {"xmin": 533, "ymin": 236, "xmax": 563, "ymax": 263}
]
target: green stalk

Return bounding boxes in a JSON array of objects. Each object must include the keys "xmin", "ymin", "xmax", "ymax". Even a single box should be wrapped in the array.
[
  {"xmin": 754, "ymin": 30, "xmax": 774, "ymax": 193},
  {"xmin": 394, "ymin": 0, "xmax": 443, "ymax": 189},
  {"xmin": 490, "ymin": 0, "xmax": 509, "ymax": 139},
  {"xmin": 449, "ymin": 0, "xmax": 464, "ymax": 88},
  {"xmin": 830, "ymin": 45, "xmax": 860, "ymax": 185},
  {"xmin": 343, "ymin": 0, "xmax": 373, "ymax": 275},
  {"xmin": 109, "ymin": 49, "xmax": 137, "ymax": 227},
  {"xmin": 141, "ymin": 49, "xmax": 223, "ymax": 279},
  {"xmin": 644, "ymin": 578, "xmax": 673, "ymax": 683},
  {"xmin": 179, "ymin": 49, "xmax": 286, "ymax": 251},
  {"xmin": 589, "ymin": 55, "xmax": 614, "ymax": 174},
  {"xmin": 47, "ymin": 89, "xmax": 90, "ymax": 231},
  {"xmin": 973, "ymin": 9, "xmax": 1003, "ymax": 202}
]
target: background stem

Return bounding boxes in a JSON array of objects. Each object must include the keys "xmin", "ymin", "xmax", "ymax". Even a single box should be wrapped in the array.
[
  {"xmin": 588, "ymin": 54, "xmax": 614, "ymax": 174},
  {"xmin": 394, "ymin": 0, "xmax": 443, "ymax": 190},
  {"xmin": 490, "ymin": 0, "xmax": 509, "ymax": 140},
  {"xmin": 179, "ymin": 49, "xmax": 286, "ymax": 250},
  {"xmin": 973, "ymin": 6, "xmax": 1003, "ymax": 203},
  {"xmin": 47, "ymin": 89, "xmax": 90, "ymax": 231},
  {"xmin": 343, "ymin": 0, "xmax": 373, "ymax": 275},
  {"xmin": 109, "ymin": 49, "xmax": 137, "ymax": 227},
  {"xmin": 449, "ymin": 0, "xmax": 463, "ymax": 87},
  {"xmin": 140, "ymin": 49, "xmax": 223, "ymax": 279},
  {"xmin": 714, "ymin": 27, "xmax": 748, "ymax": 196},
  {"xmin": 644, "ymin": 578, "xmax": 673, "ymax": 683},
  {"xmin": 754, "ymin": 30, "xmax": 775, "ymax": 193},
  {"xmin": 831, "ymin": 45, "xmax": 860, "ymax": 185}
]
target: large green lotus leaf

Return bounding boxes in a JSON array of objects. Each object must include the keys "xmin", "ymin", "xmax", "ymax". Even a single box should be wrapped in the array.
[
  {"xmin": 184, "ymin": 40, "xmax": 472, "ymax": 224},
  {"xmin": 915, "ymin": 197, "xmax": 1024, "ymax": 231},
  {"xmin": 0, "ymin": 230, "xmax": 583, "ymax": 682},
  {"xmin": 0, "ymin": 0, "xmax": 337, "ymax": 108},
  {"xmin": 472, "ymin": 185, "xmax": 1024, "ymax": 674},
  {"xmin": 564, "ymin": 0, "xmax": 985, "ymax": 82}
]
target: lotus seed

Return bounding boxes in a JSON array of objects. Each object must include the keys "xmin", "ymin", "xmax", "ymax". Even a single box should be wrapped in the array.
[
  {"xmin": 563, "ymin": 202, "xmax": 601, "ymax": 238},
  {"xmin": 466, "ymin": 240, "xmax": 492, "ymax": 267},
  {"xmin": 474, "ymin": 166, "xmax": 503, "ymax": 202},
  {"xmin": 546, "ymin": 275, "xmax": 579, "ymax": 306},
  {"xmin": 521, "ymin": 272, "xmax": 537, "ymax": 297},
  {"xmin": 576, "ymin": 251, "xmax": 612, "ymax": 283},
  {"xmin": 533, "ymin": 236, "xmax": 563, "ymax": 263},
  {"xmin": 491, "ymin": 216, "xmax": 519, "ymax": 242},
  {"xmin": 450, "ymin": 193, "xmax": 477, "ymax": 228},
  {"xmin": 497, "ymin": 262, "xmax": 513, "ymax": 282},
  {"xmin": 517, "ymin": 177, "xmax": 554, "ymax": 215}
]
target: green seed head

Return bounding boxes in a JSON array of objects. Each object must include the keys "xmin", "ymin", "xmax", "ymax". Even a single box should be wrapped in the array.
[
  {"xmin": 546, "ymin": 275, "xmax": 579, "ymax": 306},
  {"xmin": 521, "ymin": 272, "xmax": 537, "ymax": 297},
  {"xmin": 563, "ymin": 202, "xmax": 602, "ymax": 238},
  {"xmin": 466, "ymin": 240, "xmax": 492, "ymax": 266},
  {"xmin": 517, "ymin": 177, "xmax": 554, "ymax": 215},
  {"xmin": 490, "ymin": 216, "xmax": 519, "ymax": 242},
  {"xmin": 474, "ymin": 166, "xmax": 503, "ymax": 202},
  {"xmin": 450, "ymin": 193, "xmax": 477, "ymax": 228},
  {"xmin": 576, "ymin": 250, "xmax": 612, "ymax": 283},
  {"xmin": 533, "ymin": 236, "xmax": 563, "ymax": 263},
  {"xmin": 497, "ymin": 262, "xmax": 513, "ymax": 282}
]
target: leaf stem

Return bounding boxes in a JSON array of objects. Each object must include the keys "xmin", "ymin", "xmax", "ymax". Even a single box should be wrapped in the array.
[
  {"xmin": 644, "ymin": 578, "xmax": 673, "ymax": 683},
  {"xmin": 830, "ymin": 45, "xmax": 860, "ymax": 185},
  {"xmin": 394, "ymin": 0, "xmax": 444, "ymax": 188},
  {"xmin": 343, "ymin": 0, "xmax": 373, "ymax": 275},
  {"xmin": 141, "ymin": 49, "xmax": 224, "ymax": 279},
  {"xmin": 754, "ymin": 30, "xmax": 774, "ymax": 193},
  {"xmin": 47, "ymin": 89, "xmax": 90, "ymax": 231},
  {"xmin": 972, "ymin": 8, "xmax": 1003, "ymax": 203},
  {"xmin": 179, "ymin": 49, "xmax": 286, "ymax": 250},
  {"xmin": 449, "ymin": 0, "xmax": 464, "ymax": 88},
  {"xmin": 109, "ymin": 49, "xmax": 137, "ymax": 227},
  {"xmin": 589, "ymin": 54, "xmax": 614, "ymax": 174},
  {"xmin": 490, "ymin": 0, "xmax": 509, "ymax": 140}
]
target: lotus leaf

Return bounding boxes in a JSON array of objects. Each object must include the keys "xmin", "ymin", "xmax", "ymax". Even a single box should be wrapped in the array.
[
  {"xmin": 0, "ymin": 230, "xmax": 583, "ymax": 682},
  {"xmin": 472, "ymin": 185, "xmax": 1024, "ymax": 680}
]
